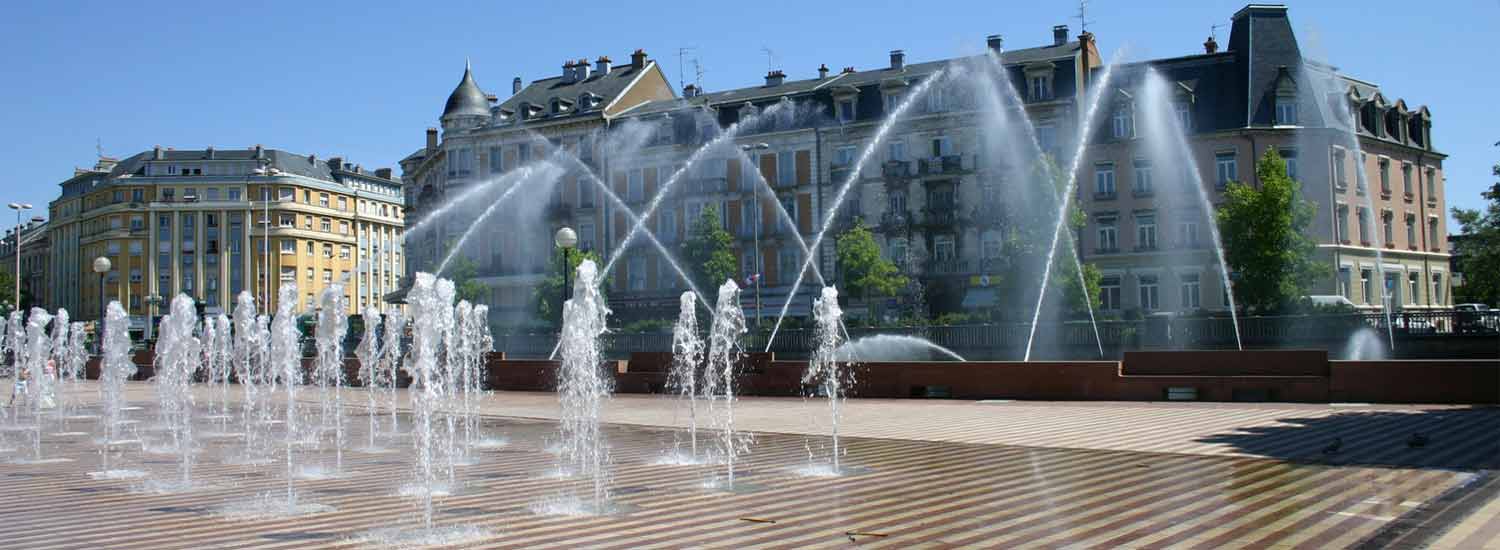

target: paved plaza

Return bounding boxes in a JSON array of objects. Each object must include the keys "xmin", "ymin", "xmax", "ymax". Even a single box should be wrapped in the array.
[{"xmin": 1, "ymin": 382, "xmax": 1498, "ymax": 548}]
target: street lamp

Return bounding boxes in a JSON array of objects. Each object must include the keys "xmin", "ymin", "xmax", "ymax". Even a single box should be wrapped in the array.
[
  {"xmin": 554, "ymin": 227, "xmax": 577, "ymax": 322},
  {"xmin": 8, "ymin": 202, "xmax": 34, "ymax": 310},
  {"xmin": 252, "ymin": 164, "xmax": 281, "ymax": 311},
  {"xmin": 93, "ymin": 256, "xmax": 111, "ymax": 350},
  {"xmin": 739, "ymin": 143, "xmax": 770, "ymax": 326},
  {"xmin": 144, "ymin": 294, "xmax": 162, "ymax": 344}
]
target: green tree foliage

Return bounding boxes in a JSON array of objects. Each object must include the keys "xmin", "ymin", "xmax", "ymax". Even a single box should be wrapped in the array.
[
  {"xmin": 1216, "ymin": 148, "xmax": 1320, "ymax": 313},
  {"xmin": 997, "ymin": 156, "xmax": 1100, "ymax": 318},
  {"xmin": 533, "ymin": 248, "xmax": 604, "ymax": 325},
  {"xmin": 446, "ymin": 255, "xmax": 490, "ymax": 304},
  {"xmin": 683, "ymin": 205, "xmax": 738, "ymax": 293},
  {"xmin": 836, "ymin": 218, "xmax": 907, "ymax": 302},
  {"xmin": 0, "ymin": 270, "xmax": 29, "ymax": 314},
  {"xmin": 1451, "ymin": 157, "xmax": 1500, "ymax": 305}
]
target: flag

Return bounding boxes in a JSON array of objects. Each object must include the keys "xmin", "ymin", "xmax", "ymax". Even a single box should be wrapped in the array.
[{"xmin": 744, "ymin": 273, "xmax": 761, "ymax": 286}]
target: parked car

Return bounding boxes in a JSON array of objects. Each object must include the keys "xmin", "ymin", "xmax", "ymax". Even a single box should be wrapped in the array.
[{"xmin": 1456, "ymin": 303, "xmax": 1493, "ymax": 334}]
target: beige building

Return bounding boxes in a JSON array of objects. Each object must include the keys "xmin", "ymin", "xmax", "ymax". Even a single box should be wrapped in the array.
[
  {"xmin": 0, "ymin": 218, "xmax": 50, "ymax": 311},
  {"xmin": 48, "ymin": 146, "xmax": 405, "ymax": 330}
]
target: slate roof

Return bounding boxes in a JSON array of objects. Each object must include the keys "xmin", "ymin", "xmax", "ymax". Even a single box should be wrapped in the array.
[
  {"xmin": 443, "ymin": 63, "xmax": 492, "ymax": 120},
  {"xmin": 493, "ymin": 61, "xmax": 651, "ymax": 123}
]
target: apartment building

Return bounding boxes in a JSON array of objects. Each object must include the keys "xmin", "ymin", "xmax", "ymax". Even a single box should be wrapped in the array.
[{"xmin": 48, "ymin": 146, "xmax": 405, "ymax": 330}]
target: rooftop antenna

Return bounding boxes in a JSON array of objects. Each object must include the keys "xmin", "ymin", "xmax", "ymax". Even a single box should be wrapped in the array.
[
  {"xmin": 677, "ymin": 47, "xmax": 697, "ymax": 90},
  {"xmin": 96, "ymin": 138, "xmax": 104, "ymax": 159},
  {"xmin": 1075, "ymin": 0, "xmax": 1094, "ymax": 34},
  {"xmin": 761, "ymin": 46, "xmax": 776, "ymax": 73},
  {"xmin": 1211, "ymin": 23, "xmax": 1226, "ymax": 42},
  {"xmin": 692, "ymin": 58, "xmax": 705, "ymax": 90}
]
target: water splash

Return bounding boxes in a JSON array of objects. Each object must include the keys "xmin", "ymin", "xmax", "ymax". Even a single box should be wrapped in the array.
[
  {"xmin": 355, "ymin": 306, "xmax": 383, "ymax": 450},
  {"xmin": 667, "ymin": 291, "xmax": 704, "ymax": 461},
  {"xmin": 1342, "ymin": 327, "xmax": 1388, "ymax": 360},
  {"xmin": 315, "ymin": 285, "xmax": 349, "ymax": 474},
  {"xmin": 94, "ymin": 301, "xmax": 135, "ymax": 475},
  {"xmin": 704, "ymin": 279, "xmax": 749, "ymax": 489},
  {"xmin": 403, "ymin": 272, "xmax": 447, "ymax": 528},
  {"xmin": 154, "ymin": 295, "xmax": 200, "ymax": 489},
  {"xmin": 550, "ymin": 260, "xmax": 614, "ymax": 514},
  {"xmin": 834, "ymin": 334, "xmax": 966, "ymax": 362},
  {"xmin": 435, "ymin": 162, "xmax": 564, "ymax": 275},
  {"xmin": 269, "ymin": 282, "xmax": 305, "ymax": 512},
  {"xmin": 804, "ymin": 286, "xmax": 847, "ymax": 473}
]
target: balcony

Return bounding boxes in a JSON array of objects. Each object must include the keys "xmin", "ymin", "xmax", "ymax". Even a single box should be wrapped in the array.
[
  {"xmin": 921, "ymin": 207, "xmax": 958, "ymax": 227},
  {"xmin": 830, "ymin": 167, "xmax": 854, "ymax": 184},
  {"xmin": 927, "ymin": 258, "xmax": 970, "ymax": 275},
  {"xmin": 1093, "ymin": 191, "xmax": 1118, "ymax": 201},
  {"xmin": 1095, "ymin": 246, "xmax": 1120, "ymax": 254},
  {"xmin": 881, "ymin": 161, "xmax": 912, "ymax": 181},
  {"xmin": 917, "ymin": 155, "xmax": 964, "ymax": 176},
  {"xmin": 880, "ymin": 210, "xmax": 912, "ymax": 230},
  {"xmin": 1132, "ymin": 187, "xmax": 1155, "ymax": 198}
]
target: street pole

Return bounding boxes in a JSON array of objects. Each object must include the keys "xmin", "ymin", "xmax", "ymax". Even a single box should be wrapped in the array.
[
  {"xmin": 8, "ymin": 203, "xmax": 33, "ymax": 310},
  {"xmin": 553, "ymin": 227, "xmax": 578, "ymax": 326}
]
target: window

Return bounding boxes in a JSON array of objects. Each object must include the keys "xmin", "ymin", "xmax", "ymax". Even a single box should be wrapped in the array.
[
  {"xmin": 982, "ymin": 233, "xmax": 1002, "ymax": 259},
  {"xmin": 303, "ymin": 215, "xmax": 313, "ymax": 229},
  {"xmin": 1357, "ymin": 153, "xmax": 1368, "ymax": 193},
  {"xmin": 517, "ymin": 143, "xmax": 531, "ymax": 163},
  {"xmin": 1111, "ymin": 108, "xmax": 1133, "ymax": 139},
  {"xmin": 1408, "ymin": 272, "xmax": 1420, "ymax": 305},
  {"xmin": 1361, "ymin": 269, "xmax": 1373, "ymax": 304},
  {"xmin": 161, "ymin": 188, "xmax": 175, "ymax": 201},
  {"xmin": 279, "ymin": 214, "xmax": 294, "ymax": 228},
  {"xmin": 1425, "ymin": 168, "xmax": 1436, "ymax": 199},
  {"xmin": 833, "ymin": 146, "xmax": 856, "ymax": 168},
  {"xmin": 339, "ymin": 221, "xmax": 349, "ymax": 235},
  {"xmin": 1174, "ymin": 102, "xmax": 1191, "ymax": 130},
  {"xmin": 884, "ymin": 93, "xmax": 901, "ymax": 114},
  {"xmin": 1094, "ymin": 163, "xmax": 1116, "ymax": 197},
  {"xmin": 1338, "ymin": 266, "xmax": 1351, "ymax": 298},
  {"xmin": 578, "ymin": 178, "xmax": 594, "ymax": 207},
  {"xmin": 305, "ymin": 267, "xmax": 314, "ymax": 281},
  {"xmin": 887, "ymin": 140, "xmax": 906, "ymax": 162},
  {"xmin": 131, "ymin": 189, "xmax": 144, "ymax": 203},
  {"xmin": 1382, "ymin": 212, "xmax": 1393, "ymax": 245},
  {"xmin": 1402, "ymin": 163, "xmax": 1413, "ymax": 196},
  {"xmin": 1177, "ymin": 221, "xmax": 1200, "ymax": 248},
  {"xmin": 1432, "ymin": 273, "xmax": 1444, "ymax": 304},
  {"xmin": 1405, "ymin": 214, "xmax": 1416, "ymax": 246},
  {"xmin": 1139, "ymin": 275, "xmax": 1159, "ymax": 311},
  {"xmin": 322, "ymin": 269, "xmax": 332, "ymax": 283},
  {"xmin": 1100, "ymin": 276, "xmax": 1122, "ymax": 311},
  {"xmin": 323, "ymin": 243, "xmax": 333, "ymax": 258},
  {"xmin": 112, "ymin": 190, "xmax": 124, "ymax": 203},
  {"xmin": 281, "ymin": 267, "xmax": 296, "ymax": 281},
  {"xmin": 1357, "ymin": 207, "xmax": 1370, "ymax": 243},
  {"xmin": 488, "ymin": 146, "xmax": 504, "ymax": 173},
  {"xmin": 340, "ymin": 245, "xmax": 351, "ymax": 259},
  {"xmin": 658, "ymin": 210, "xmax": 676, "ymax": 242},
  {"xmin": 837, "ymin": 100, "xmax": 855, "ymax": 123},
  {"xmin": 1180, "ymin": 273, "xmax": 1201, "ymax": 310},
  {"xmin": 303, "ymin": 190, "xmax": 311, "ymax": 203},
  {"xmin": 627, "ymin": 170, "xmax": 644, "ymax": 202},
  {"xmin": 1275, "ymin": 96, "xmax": 1297, "ymax": 125},
  {"xmin": 778, "ymin": 247, "xmax": 800, "ymax": 283},
  {"xmin": 1428, "ymin": 217, "xmax": 1439, "ymax": 250},
  {"xmin": 106, "ymin": 242, "xmax": 120, "ymax": 255},
  {"xmin": 1096, "ymin": 217, "xmax": 1118, "ymax": 252},
  {"xmin": 337, "ymin": 197, "xmax": 347, "ymax": 211},
  {"xmin": 280, "ymin": 240, "xmax": 295, "ymax": 254},
  {"xmin": 1215, "ymin": 152, "xmax": 1237, "ymax": 188},
  {"xmin": 228, "ymin": 188, "xmax": 241, "ymax": 201},
  {"xmin": 777, "ymin": 151, "xmax": 794, "ymax": 186},
  {"xmin": 626, "ymin": 256, "xmax": 646, "ymax": 290},
  {"xmin": 306, "ymin": 241, "xmax": 314, "ymax": 256},
  {"xmin": 1135, "ymin": 214, "xmax": 1157, "ymax": 250},
  {"xmin": 1379, "ymin": 159, "xmax": 1391, "ymax": 194},
  {"xmin": 578, "ymin": 221, "xmax": 596, "ymax": 251},
  {"xmin": 925, "ymin": 86, "xmax": 947, "ymax": 113},
  {"xmin": 320, "ymin": 218, "xmax": 331, "ymax": 232},
  {"xmin": 1036, "ymin": 124, "xmax": 1057, "ymax": 155},
  {"xmin": 1280, "ymin": 149, "xmax": 1299, "ymax": 181},
  {"xmin": 205, "ymin": 188, "xmax": 220, "ymax": 201},
  {"xmin": 1332, "ymin": 149, "xmax": 1347, "ymax": 188},
  {"xmin": 128, "ymin": 241, "xmax": 143, "ymax": 256},
  {"xmin": 1132, "ymin": 159, "xmax": 1153, "ymax": 196},
  {"xmin": 888, "ymin": 238, "xmax": 908, "ymax": 266},
  {"xmin": 933, "ymin": 235, "xmax": 956, "ymax": 262},
  {"xmin": 1335, "ymin": 205, "xmax": 1349, "ymax": 242},
  {"xmin": 930, "ymin": 136, "xmax": 953, "ymax": 158},
  {"xmin": 1029, "ymin": 75, "xmax": 1051, "ymax": 101}
]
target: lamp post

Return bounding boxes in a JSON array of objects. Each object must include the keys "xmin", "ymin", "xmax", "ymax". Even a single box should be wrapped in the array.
[
  {"xmin": 252, "ymin": 164, "xmax": 281, "ymax": 310},
  {"xmin": 143, "ymin": 294, "xmax": 161, "ymax": 344},
  {"xmin": 740, "ymin": 143, "xmax": 770, "ymax": 326},
  {"xmin": 93, "ymin": 256, "xmax": 111, "ymax": 351},
  {"xmin": 7, "ymin": 202, "xmax": 34, "ymax": 310},
  {"xmin": 553, "ymin": 227, "xmax": 577, "ymax": 323}
]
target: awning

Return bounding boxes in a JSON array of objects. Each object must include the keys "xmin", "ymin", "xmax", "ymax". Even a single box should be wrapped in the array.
[{"xmin": 961, "ymin": 287, "xmax": 999, "ymax": 309}]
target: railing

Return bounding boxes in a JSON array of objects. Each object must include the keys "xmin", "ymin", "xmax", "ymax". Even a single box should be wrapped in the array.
[
  {"xmin": 926, "ymin": 258, "xmax": 970, "ymax": 274},
  {"xmin": 918, "ymin": 155, "xmax": 963, "ymax": 175},
  {"xmin": 880, "ymin": 210, "xmax": 912, "ymax": 228},
  {"xmin": 882, "ymin": 161, "xmax": 912, "ymax": 179},
  {"xmin": 490, "ymin": 310, "xmax": 1500, "ymax": 360},
  {"xmin": 921, "ymin": 208, "xmax": 957, "ymax": 226}
]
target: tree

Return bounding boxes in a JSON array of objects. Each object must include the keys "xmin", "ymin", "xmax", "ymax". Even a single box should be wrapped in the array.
[
  {"xmin": 1451, "ymin": 155, "xmax": 1500, "ymax": 305},
  {"xmin": 1216, "ymin": 148, "xmax": 1320, "ymax": 313},
  {"xmin": 0, "ymin": 270, "xmax": 32, "ymax": 315},
  {"xmin": 682, "ymin": 205, "xmax": 737, "ymax": 294},
  {"xmin": 446, "ymin": 256, "xmax": 490, "ymax": 304},
  {"xmin": 835, "ymin": 218, "xmax": 907, "ymax": 303},
  {"xmin": 993, "ymin": 156, "xmax": 1101, "ymax": 319},
  {"xmin": 532, "ymin": 248, "xmax": 603, "ymax": 325}
]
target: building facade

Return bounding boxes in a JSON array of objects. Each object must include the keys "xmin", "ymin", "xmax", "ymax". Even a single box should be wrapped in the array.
[
  {"xmin": 406, "ymin": 4, "xmax": 1449, "ymax": 324},
  {"xmin": 48, "ymin": 146, "xmax": 405, "ymax": 329},
  {"xmin": 0, "ymin": 218, "xmax": 50, "ymax": 311}
]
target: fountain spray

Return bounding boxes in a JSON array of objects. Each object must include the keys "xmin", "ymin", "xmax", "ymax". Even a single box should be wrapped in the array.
[
  {"xmin": 269, "ymin": 282, "xmax": 302, "ymax": 511},
  {"xmin": 155, "ymin": 295, "xmax": 200, "ymax": 488},
  {"xmin": 704, "ymin": 280, "xmax": 748, "ymax": 488},
  {"xmin": 315, "ymin": 284, "xmax": 349, "ymax": 473},
  {"xmin": 806, "ymin": 286, "xmax": 847, "ymax": 473},
  {"xmin": 356, "ymin": 307, "xmax": 383, "ymax": 450},
  {"xmin": 668, "ymin": 291, "xmax": 704, "ymax": 460},
  {"xmin": 556, "ymin": 260, "xmax": 612, "ymax": 513},
  {"xmin": 96, "ymin": 301, "xmax": 137, "ymax": 476}
]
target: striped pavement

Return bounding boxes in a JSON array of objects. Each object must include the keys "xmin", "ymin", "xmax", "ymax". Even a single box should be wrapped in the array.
[{"xmin": 0, "ymin": 381, "xmax": 1493, "ymax": 548}]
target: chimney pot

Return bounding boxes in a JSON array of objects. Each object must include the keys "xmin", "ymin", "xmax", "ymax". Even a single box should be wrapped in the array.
[
  {"xmin": 683, "ymin": 83, "xmax": 699, "ymax": 98},
  {"xmin": 890, "ymin": 49, "xmax": 905, "ymax": 71},
  {"xmin": 205, "ymin": 146, "xmax": 215, "ymax": 159},
  {"xmin": 987, "ymin": 34, "xmax": 1003, "ymax": 53},
  {"xmin": 1204, "ymin": 36, "xmax": 1219, "ymax": 54},
  {"xmin": 576, "ymin": 58, "xmax": 590, "ymax": 80},
  {"xmin": 561, "ymin": 60, "xmax": 576, "ymax": 84},
  {"xmin": 512, "ymin": 77, "xmax": 522, "ymax": 95},
  {"xmin": 595, "ymin": 56, "xmax": 612, "ymax": 75},
  {"xmin": 425, "ymin": 128, "xmax": 438, "ymax": 153},
  {"xmin": 1053, "ymin": 24, "xmax": 1069, "ymax": 46},
  {"xmin": 375, "ymin": 168, "xmax": 393, "ymax": 179},
  {"xmin": 630, "ymin": 49, "xmax": 647, "ymax": 69},
  {"xmin": 153, "ymin": 145, "xmax": 163, "ymax": 160},
  {"xmin": 253, "ymin": 144, "xmax": 265, "ymax": 159},
  {"xmin": 842, "ymin": 66, "xmax": 856, "ymax": 74},
  {"xmin": 764, "ymin": 69, "xmax": 785, "ymax": 87},
  {"xmin": 817, "ymin": 63, "xmax": 829, "ymax": 79}
]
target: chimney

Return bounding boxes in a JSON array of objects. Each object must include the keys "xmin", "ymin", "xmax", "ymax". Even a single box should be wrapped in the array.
[
  {"xmin": 1204, "ymin": 35, "xmax": 1219, "ymax": 54},
  {"xmin": 817, "ymin": 63, "xmax": 829, "ymax": 79},
  {"xmin": 329, "ymin": 156, "xmax": 343, "ymax": 171},
  {"xmin": 764, "ymin": 69, "xmax": 785, "ymax": 87},
  {"xmin": 512, "ymin": 77, "xmax": 522, "ymax": 94},
  {"xmin": 1053, "ymin": 24, "xmax": 1069, "ymax": 46},
  {"xmin": 375, "ymin": 168, "xmax": 393, "ymax": 180},
  {"xmin": 425, "ymin": 128, "xmax": 438, "ymax": 154},
  {"xmin": 595, "ymin": 56, "xmax": 612, "ymax": 75},
  {"xmin": 575, "ymin": 58, "xmax": 591, "ymax": 80},
  {"xmin": 561, "ymin": 60, "xmax": 577, "ymax": 84},
  {"xmin": 842, "ymin": 66, "xmax": 856, "ymax": 74},
  {"xmin": 253, "ymin": 144, "xmax": 264, "ymax": 159},
  {"xmin": 152, "ymin": 145, "xmax": 163, "ymax": 160},
  {"xmin": 683, "ymin": 84, "xmax": 699, "ymax": 98},
  {"xmin": 309, "ymin": 153, "xmax": 317, "ymax": 165},
  {"xmin": 987, "ymin": 34, "xmax": 1003, "ymax": 53},
  {"xmin": 890, "ymin": 50, "xmax": 905, "ymax": 71},
  {"xmin": 630, "ymin": 48, "xmax": 647, "ymax": 69},
  {"xmin": 205, "ymin": 146, "xmax": 215, "ymax": 159}
]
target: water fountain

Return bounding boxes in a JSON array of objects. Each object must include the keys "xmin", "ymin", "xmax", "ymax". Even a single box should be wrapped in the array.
[
  {"xmin": 435, "ymin": 163, "xmax": 564, "ymax": 275},
  {"xmin": 380, "ymin": 310, "xmax": 406, "ymax": 435},
  {"xmin": 47, "ymin": 308, "xmax": 69, "ymax": 418},
  {"xmin": 1024, "ymin": 53, "xmax": 1122, "ymax": 361},
  {"xmin": 356, "ymin": 306, "xmax": 383, "ymax": 451},
  {"xmin": 213, "ymin": 315, "xmax": 233, "ymax": 420},
  {"xmin": 545, "ymin": 260, "xmax": 613, "ymax": 515},
  {"xmin": 833, "ymin": 334, "xmax": 966, "ymax": 362},
  {"xmin": 313, "ymin": 285, "xmax": 349, "ymax": 475},
  {"xmin": 18, "ymin": 308, "xmax": 55, "ymax": 463},
  {"xmin": 804, "ymin": 286, "xmax": 847, "ymax": 474},
  {"xmin": 91, "ymin": 301, "xmax": 143, "ymax": 479},
  {"xmin": 461, "ymin": 303, "xmax": 492, "ymax": 450},
  {"xmin": 766, "ymin": 68, "xmax": 949, "ymax": 351},
  {"xmin": 402, "ymin": 272, "xmax": 448, "ymax": 527},
  {"xmin": 153, "ymin": 295, "xmax": 200, "ymax": 489},
  {"xmin": 703, "ymin": 279, "xmax": 748, "ymax": 489},
  {"xmin": 270, "ymin": 282, "xmax": 321, "ymax": 512},
  {"xmin": 1342, "ymin": 327, "xmax": 1388, "ymax": 360},
  {"xmin": 666, "ymin": 291, "xmax": 704, "ymax": 463},
  {"xmin": 231, "ymin": 291, "xmax": 267, "ymax": 458},
  {"xmin": 64, "ymin": 321, "xmax": 87, "ymax": 410}
]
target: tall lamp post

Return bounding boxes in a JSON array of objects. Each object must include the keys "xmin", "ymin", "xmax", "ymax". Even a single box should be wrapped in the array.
[
  {"xmin": 144, "ymin": 294, "xmax": 162, "ymax": 344},
  {"xmin": 7, "ymin": 202, "xmax": 34, "ymax": 310},
  {"xmin": 740, "ymin": 143, "xmax": 769, "ymax": 326},
  {"xmin": 252, "ymin": 164, "xmax": 281, "ymax": 310},
  {"xmin": 554, "ymin": 227, "xmax": 577, "ymax": 322},
  {"xmin": 93, "ymin": 256, "xmax": 111, "ymax": 352}
]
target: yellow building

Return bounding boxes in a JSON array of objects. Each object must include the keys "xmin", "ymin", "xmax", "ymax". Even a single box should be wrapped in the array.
[{"xmin": 48, "ymin": 146, "xmax": 405, "ymax": 330}]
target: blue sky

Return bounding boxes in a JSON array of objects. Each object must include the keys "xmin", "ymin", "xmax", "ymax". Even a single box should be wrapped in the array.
[{"xmin": 1, "ymin": 1, "xmax": 1493, "ymax": 226}]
